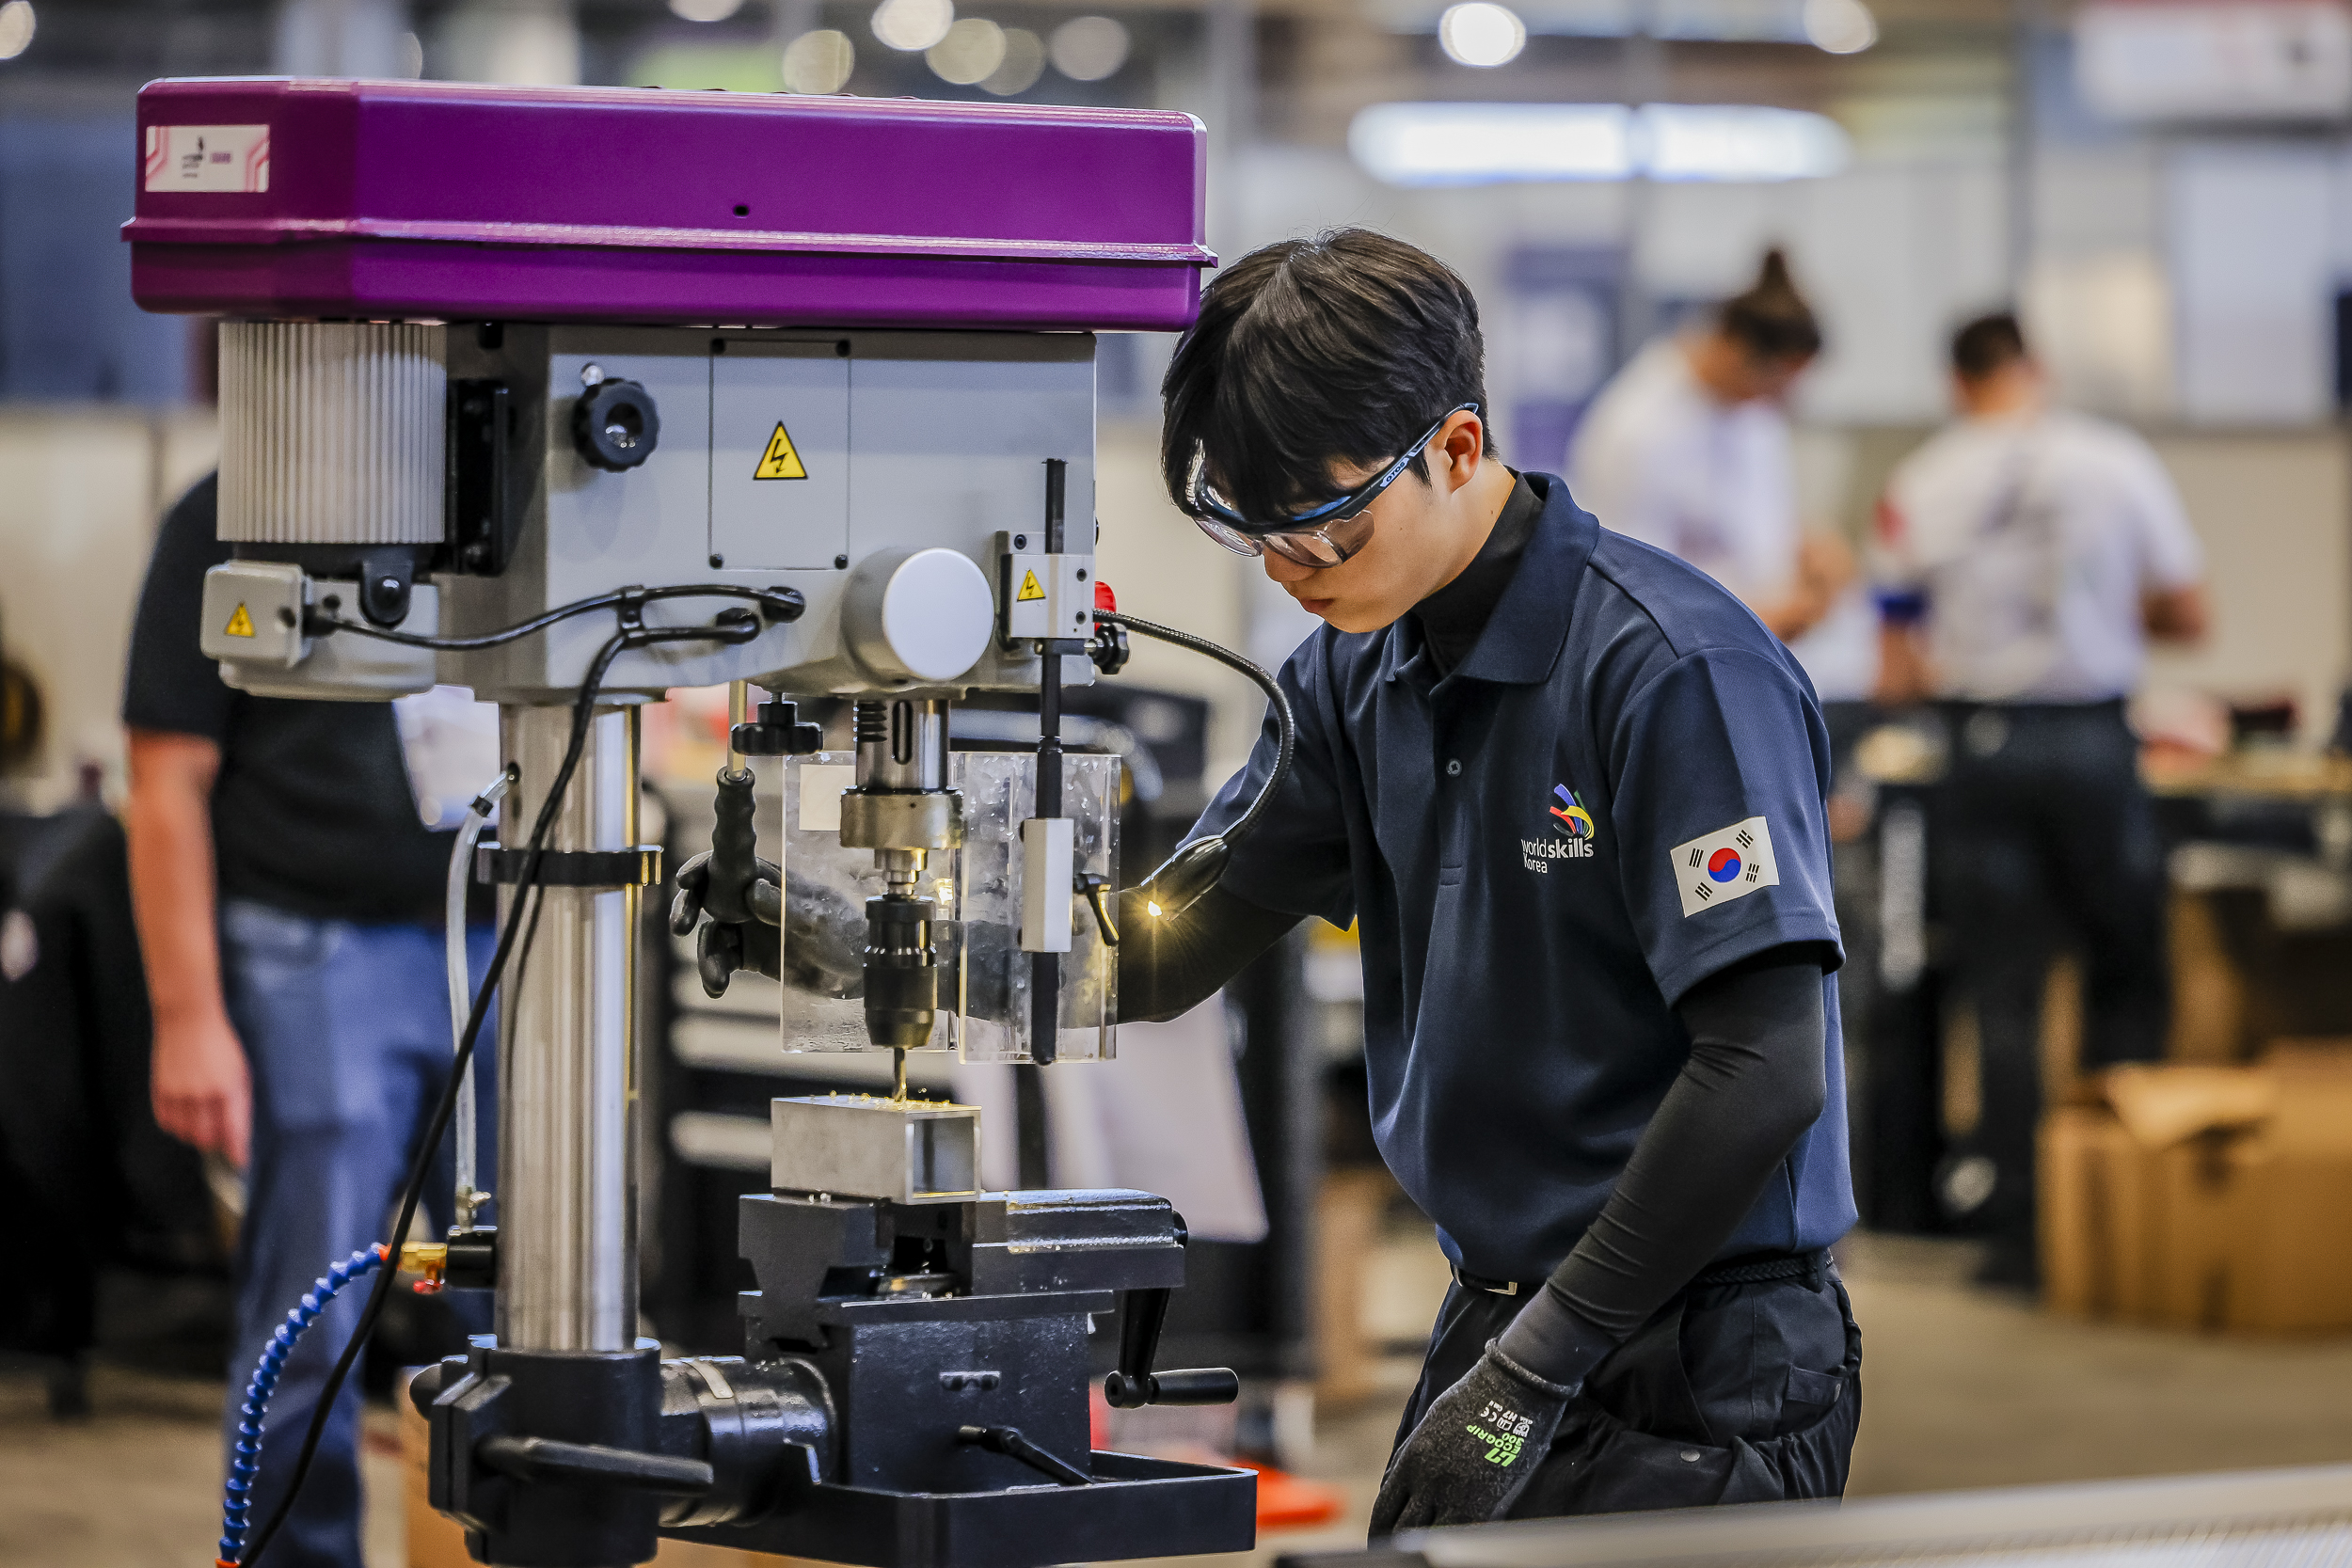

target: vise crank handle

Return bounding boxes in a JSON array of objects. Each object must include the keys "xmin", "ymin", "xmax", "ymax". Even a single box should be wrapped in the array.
[{"xmin": 1103, "ymin": 1286, "xmax": 1239, "ymax": 1410}]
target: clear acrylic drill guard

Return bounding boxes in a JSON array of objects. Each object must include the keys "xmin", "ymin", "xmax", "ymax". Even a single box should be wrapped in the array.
[
  {"xmin": 775, "ymin": 751, "xmax": 1118, "ymax": 1062},
  {"xmin": 953, "ymin": 751, "xmax": 1119, "ymax": 1065}
]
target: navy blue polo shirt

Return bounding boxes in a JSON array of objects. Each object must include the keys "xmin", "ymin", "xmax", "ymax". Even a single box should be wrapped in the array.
[{"xmin": 1190, "ymin": 471, "xmax": 1856, "ymax": 1280}]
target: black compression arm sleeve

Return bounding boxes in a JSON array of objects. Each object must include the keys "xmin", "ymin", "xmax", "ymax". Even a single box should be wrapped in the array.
[
  {"xmin": 1496, "ymin": 947, "xmax": 1831, "ymax": 1386},
  {"xmin": 1114, "ymin": 884, "xmax": 1302, "ymax": 1023}
]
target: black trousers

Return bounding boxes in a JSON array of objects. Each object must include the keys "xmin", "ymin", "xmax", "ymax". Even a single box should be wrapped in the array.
[
  {"xmin": 1392, "ymin": 1268, "xmax": 1861, "ymax": 1517},
  {"xmin": 1936, "ymin": 701, "xmax": 2170, "ymax": 1241}
]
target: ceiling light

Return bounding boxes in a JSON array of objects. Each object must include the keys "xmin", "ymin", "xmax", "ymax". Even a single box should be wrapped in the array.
[
  {"xmin": 1642, "ymin": 103, "xmax": 1851, "ymax": 178},
  {"xmin": 1438, "ymin": 2, "xmax": 1528, "ymax": 66},
  {"xmin": 1049, "ymin": 15, "xmax": 1130, "ymax": 80},
  {"xmin": 1351, "ymin": 102, "xmax": 1628, "ymax": 182},
  {"xmin": 783, "ymin": 28, "xmax": 856, "ymax": 91},
  {"xmin": 873, "ymin": 0, "xmax": 953, "ymax": 52},
  {"xmin": 670, "ymin": 0, "xmax": 747, "ymax": 19},
  {"xmin": 984, "ymin": 26, "xmax": 1046, "ymax": 93},
  {"xmin": 928, "ymin": 16, "xmax": 1005, "ymax": 83},
  {"xmin": 0, "ymin": 1, "xmax": 34, "ymax": 61},
  {"xmin": 1803, "ymin": 0, "xmax": 1877, "ymax": 53},
  {"xmin": 1349, "ymin": 101, "xmax": 1850, "ymax": 184}
]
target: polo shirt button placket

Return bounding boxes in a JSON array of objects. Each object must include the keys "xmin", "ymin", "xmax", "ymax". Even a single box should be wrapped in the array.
[{"xmin": 1445, "ymin": 759, "xmax": 1462, "ymax": 777}]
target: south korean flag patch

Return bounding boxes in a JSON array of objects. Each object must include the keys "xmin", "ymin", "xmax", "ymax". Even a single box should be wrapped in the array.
[{"xmin": 1672, "ymin": 816, "xmax": 1779, "ymax": 917}]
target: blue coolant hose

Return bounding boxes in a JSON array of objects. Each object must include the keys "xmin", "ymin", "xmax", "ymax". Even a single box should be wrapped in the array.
[{"xmin": 217, "ymin": 1244, "xmax": 388, "ymax": 1567}]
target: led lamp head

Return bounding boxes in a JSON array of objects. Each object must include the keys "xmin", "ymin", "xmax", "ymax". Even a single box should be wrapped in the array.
[{"xmin": 1136, "ymin": 836, "xmax": 1231, "ymax": 923}]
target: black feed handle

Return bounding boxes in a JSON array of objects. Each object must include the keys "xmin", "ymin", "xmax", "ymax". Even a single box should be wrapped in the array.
[{"xmin": 475, "ymin": 1434, "xmax": 713, "ymax": 1496}]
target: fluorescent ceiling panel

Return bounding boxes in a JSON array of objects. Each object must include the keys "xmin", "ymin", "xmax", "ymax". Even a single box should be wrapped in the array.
[{"xmin": 1349, "ymin": 102, "xmax": 1851, "ymax": 184}]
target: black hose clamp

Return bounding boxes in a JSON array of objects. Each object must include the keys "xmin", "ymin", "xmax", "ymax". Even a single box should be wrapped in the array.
[{"xmin": 475, "ymin": 846, "xmax": 666, "ymax": 888}]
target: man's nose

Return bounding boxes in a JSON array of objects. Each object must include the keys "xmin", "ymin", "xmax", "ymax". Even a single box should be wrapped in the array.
[{"xmin": 1261, "ymin": 550, "xmax": 1312, "ymax": 586}]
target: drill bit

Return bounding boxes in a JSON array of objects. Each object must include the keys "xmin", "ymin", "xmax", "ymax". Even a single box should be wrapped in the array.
[{"xmin": 893, "ymin": 1048, "xmax": 909, "ymax": 1102}]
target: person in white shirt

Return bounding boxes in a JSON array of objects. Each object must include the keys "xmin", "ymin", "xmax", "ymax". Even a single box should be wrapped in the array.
[
  {"xmin": 1568, "ymin": 249, "xmax": 1877, "ymax": 708},
  {"xmin": 1875, "ymin": 311, "xmax": 2208, "ymax": 1286}
]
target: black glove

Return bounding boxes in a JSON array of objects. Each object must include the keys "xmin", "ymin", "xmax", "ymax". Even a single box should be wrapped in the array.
[
  {"xmin": 671, "ymin": 849, "xmax": 783, "ymax": 997},
  {"xmin": 1370, "ymin": 1341, "xmax": 1576, "ymax": 1535}
]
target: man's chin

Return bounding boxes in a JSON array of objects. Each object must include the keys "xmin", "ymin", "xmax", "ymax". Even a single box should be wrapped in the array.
[{"xmin": 1315, "ymin": 603, "xmax": 1403, "ymax": 635}]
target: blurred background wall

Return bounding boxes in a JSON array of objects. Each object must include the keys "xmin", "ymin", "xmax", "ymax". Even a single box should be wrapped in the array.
[{"xmin": 5, "ymin": 0, "xmax": 2352, "ymax": 803}]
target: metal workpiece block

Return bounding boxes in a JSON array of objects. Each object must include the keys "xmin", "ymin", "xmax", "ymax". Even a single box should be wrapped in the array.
[
  {"xmin": 837, "ymin": 790, "xmax": 961, "ymax": 851},
  {"xmin": 771, "ymin": 1095, "xmax": 980, "ymax": 1206}
]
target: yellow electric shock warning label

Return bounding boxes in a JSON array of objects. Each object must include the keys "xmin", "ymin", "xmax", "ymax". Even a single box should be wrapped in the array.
[
  {"xmin": 223, "ymin": 602, "xmax": 256, "ymax": 638},
  {"xmin": 754, "ymin": 422, "xmax": 808, "ymax": 481},
  {"xmin": 1016, "ymin": 569, "xmax": 1046, "ymax": 602}
]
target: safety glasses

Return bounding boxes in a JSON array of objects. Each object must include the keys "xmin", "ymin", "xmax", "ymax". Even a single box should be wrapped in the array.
[{"xmin": 1183, "ymin": 404, "xmax": 1480, "ymax": 570}]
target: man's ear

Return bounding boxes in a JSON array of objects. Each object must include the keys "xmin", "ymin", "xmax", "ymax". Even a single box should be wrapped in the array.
[{"xmin": 1433, "ymin": 412, "xmax": 1486, "ymax": 493}]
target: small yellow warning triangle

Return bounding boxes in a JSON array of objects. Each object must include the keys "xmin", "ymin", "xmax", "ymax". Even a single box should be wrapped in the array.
[
  {"xmin": 753, "ymin": 421, "xmax": 808, "ymax": 481},
  {"xmin": 223, "ymin": 602, "xmax": 256, "ymax": 638},
  {"xmin": 1016, "ymin": 569, "xmax": 1046, "ymax": 602}
]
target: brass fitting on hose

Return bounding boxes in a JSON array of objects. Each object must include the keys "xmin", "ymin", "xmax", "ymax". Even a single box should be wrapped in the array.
[
  {"xmin": 399, "ymin": 1242, "xmax": 450, "ymax": 1294},
  {"xmin": 398, "ymin": 1228, "xmax": 499, "ymax": 1295}
]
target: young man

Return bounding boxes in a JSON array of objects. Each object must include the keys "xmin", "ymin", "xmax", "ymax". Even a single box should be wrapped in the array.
[
  {"xmin": 1875, "ymin": 312, "xmax": 2206, "ymax": 1284},
  {"xmin": 1117, "ymin": 229, "xmax": 1859, "ymax": 1529}
]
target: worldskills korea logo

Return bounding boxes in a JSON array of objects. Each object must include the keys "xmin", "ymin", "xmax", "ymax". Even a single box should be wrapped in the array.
[
  {"xmin": 1549, "ymin": 785, "xmax": 1595, "ymax": 839},
  {"xmin": 1522, "ymin": 784, "xmax": 1597, "ymax": 871}
]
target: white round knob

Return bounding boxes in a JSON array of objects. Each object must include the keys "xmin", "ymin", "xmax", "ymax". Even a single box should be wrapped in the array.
[{"xmin": 846, "ymin": 546, "xmax": 995, "ymax": 685}]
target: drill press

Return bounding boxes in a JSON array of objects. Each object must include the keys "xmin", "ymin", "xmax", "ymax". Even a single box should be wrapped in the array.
[{"xmin": 134, "ymin": 76, "xmax": 1253, "ymax": 1568}]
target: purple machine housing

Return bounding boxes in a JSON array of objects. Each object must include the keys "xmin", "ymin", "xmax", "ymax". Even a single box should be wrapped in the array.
[{"xmin": 125, "ymin": 77, "xmax": 1211, "ymax": 330}]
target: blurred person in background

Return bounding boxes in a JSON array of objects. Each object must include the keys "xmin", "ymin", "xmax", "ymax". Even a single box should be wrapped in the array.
[
  {"xmin": 1567, "ymin": 249, "xmax": 1880, "ymax": 749},
  {"xmin": 123, "ymin": 472, "xmax": 496, "ymax": 1568},
  {"xmin": 1874, "ymin": 311, "xmax": 2208, "ymax": 1286}
]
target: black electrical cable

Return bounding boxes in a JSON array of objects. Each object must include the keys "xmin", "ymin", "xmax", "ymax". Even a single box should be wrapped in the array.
[
  {"xmin": 233, "ymin": 614, "xmax": 753, "ymax": 1568},
  {"xmin": 1096, "ymin": 610, "xmax": 1295, "ymax": 846},
  {"xmin": 310, "ymin": 582, "xmax": 800, "ymax": 651}
]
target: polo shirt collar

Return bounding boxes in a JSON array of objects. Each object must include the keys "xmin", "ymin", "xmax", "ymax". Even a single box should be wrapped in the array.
[{"xmin": 1381, "ymin": 470, "xmax": 1597, "ymax": 688}]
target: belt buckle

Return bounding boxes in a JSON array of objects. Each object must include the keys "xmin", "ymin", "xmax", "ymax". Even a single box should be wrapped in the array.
[{"xmin": 1454, "ymin": 1266, "xmax": 1520, "ymax": 1297}]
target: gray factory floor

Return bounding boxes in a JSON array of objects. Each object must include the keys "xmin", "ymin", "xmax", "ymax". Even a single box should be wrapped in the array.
[{"xmin": 11, "ymin": 1233, "xmax": 2352, "ymax": 1568}]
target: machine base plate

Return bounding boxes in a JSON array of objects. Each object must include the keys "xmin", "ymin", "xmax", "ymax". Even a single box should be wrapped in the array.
[{"xmin": 662, "ymin": 1449, "xmax": 1258, "ymax": 1568}]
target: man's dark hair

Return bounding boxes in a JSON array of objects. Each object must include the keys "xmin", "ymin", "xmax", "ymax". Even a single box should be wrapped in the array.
[
  {"xmin": 1159, "ymin": 228, "xmax": 1494, "ymax": 525},
  {"xmin": 1951, "ymin": 311, "xmax": 2028, "ymax": 382},
  {"xmin": 1718, "ymin": 248, "xmax": 1822, "ymax": 363}
]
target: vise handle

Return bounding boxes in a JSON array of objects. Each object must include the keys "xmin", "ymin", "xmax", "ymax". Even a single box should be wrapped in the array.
[{"xmin": 1102, "ymin": 1286, "xmax": 1241, "ymax": 1410}]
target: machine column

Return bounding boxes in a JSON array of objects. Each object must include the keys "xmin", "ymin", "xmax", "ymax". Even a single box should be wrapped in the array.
[{"xmin": 496, "ymin": 702, "xmax": 642, "ymax": 1353}]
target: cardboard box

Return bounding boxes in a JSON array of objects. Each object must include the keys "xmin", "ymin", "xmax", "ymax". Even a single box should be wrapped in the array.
[
  {"xmin": 2039, "ymin": 1055, "xmax": 2352, "ymax": 1335},
  {"xmin": 2040, "ymin": 1105, "xmax": 2156, "ymax": 1320}
]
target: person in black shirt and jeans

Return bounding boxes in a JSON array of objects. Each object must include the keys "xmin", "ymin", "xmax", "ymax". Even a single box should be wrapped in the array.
[{"xmin": 122, "ymin": 474, "xmax": 494, "ymax": 1568}]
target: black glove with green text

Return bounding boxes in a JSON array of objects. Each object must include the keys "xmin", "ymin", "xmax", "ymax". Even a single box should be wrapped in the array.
[{"xmin": 1370, "ymin": 1341, "xmax": 1578, "ymax": 1535}]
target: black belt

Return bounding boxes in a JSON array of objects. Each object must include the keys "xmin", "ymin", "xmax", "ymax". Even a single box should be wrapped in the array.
[
  {"xmin": 1935, "ymin": 697, "xmax": 2127, "ymax": 721},
  {"xmin": 1452, "ymin": 1247, "xmax": 1831, "ymax": 1299}
]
